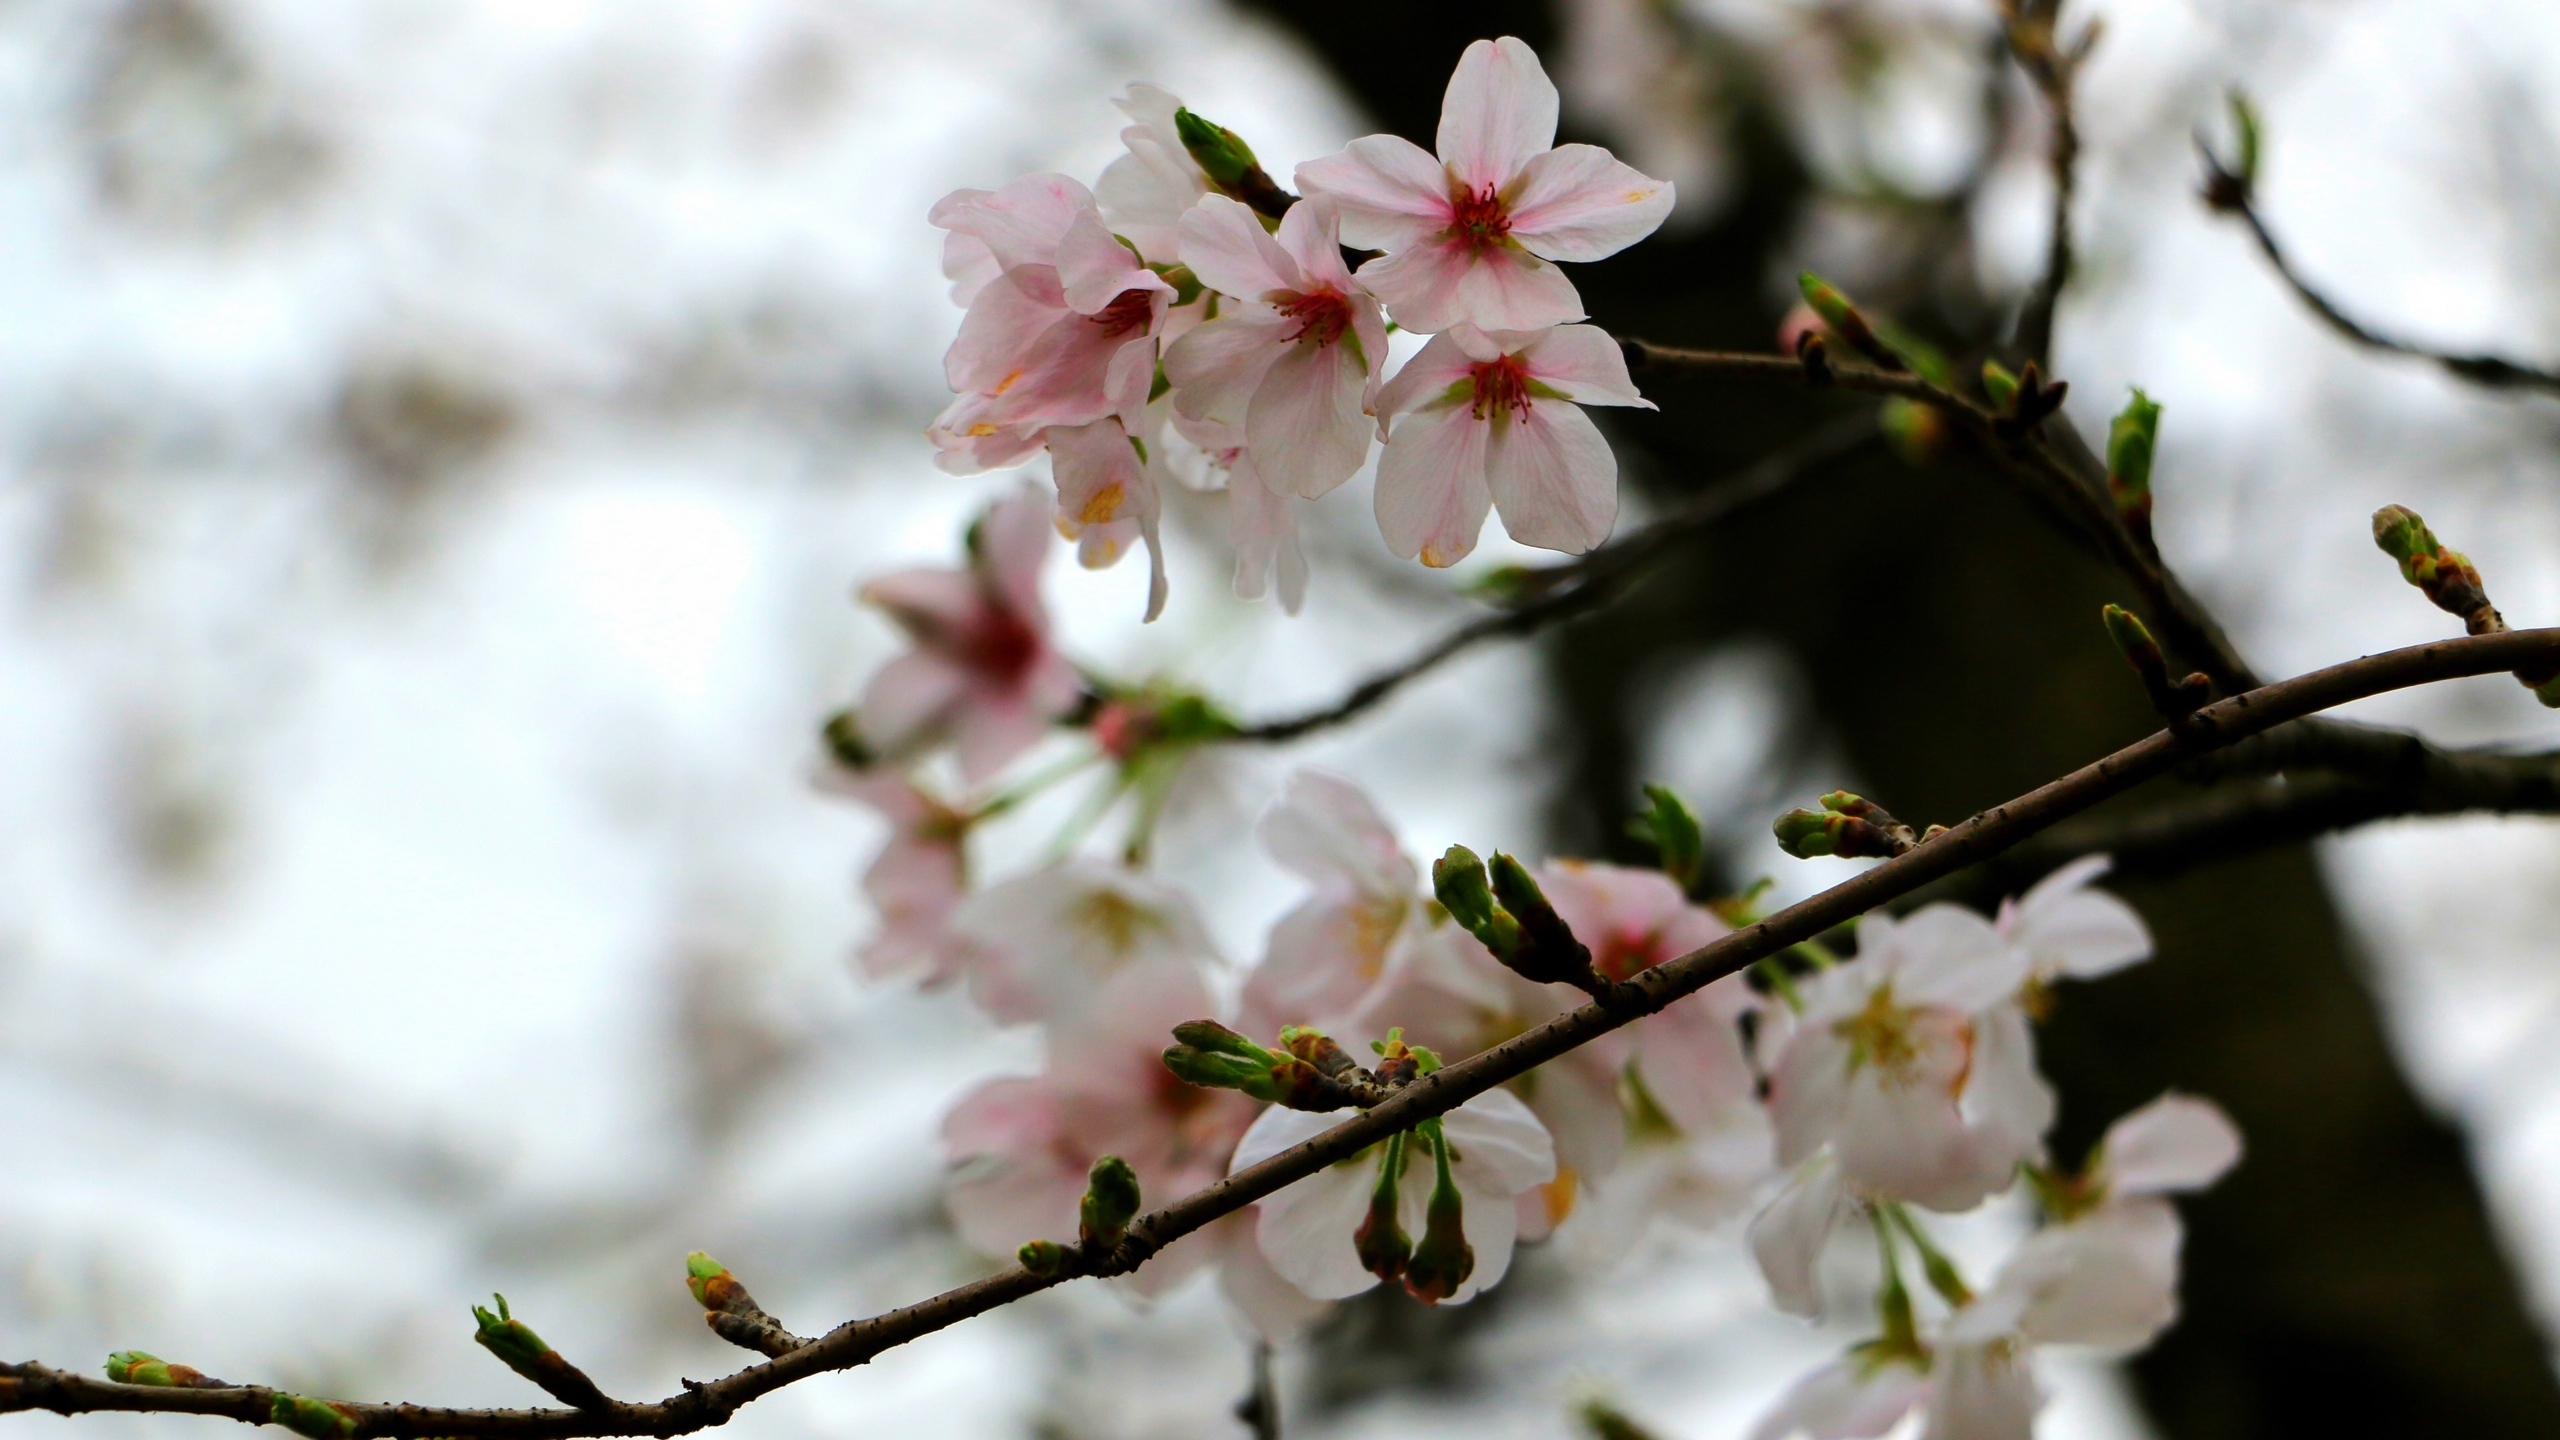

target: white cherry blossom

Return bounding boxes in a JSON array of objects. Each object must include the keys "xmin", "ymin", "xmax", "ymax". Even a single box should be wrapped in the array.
[
  {"xmin": 951, "ymin": 860, "xmax": 1218, "ymax": 1026},
  {"xmin": 1095, "ymin": 83, "xmax": 1210, "ymax": 266},
  {"xmin": 1996, "ymin": 854, "xmax": 2152, "ymax": 983}
]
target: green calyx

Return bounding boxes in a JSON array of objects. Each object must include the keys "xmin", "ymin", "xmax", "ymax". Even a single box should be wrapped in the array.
[
  {"xmin": 1795, "ymin": 272, "xmax": 1899, "ymax": 369},
  {"xmin": 1401, "ymin": 1122, "xmax": 1474, "ymax": 1304},
  {"xmin": 1164, "ymin": 1021, "xmax": 1316, "ymax": 1105},
  {"xmin": 1433, "ymin": 845, "xmax": 1596, "ymax": 988},
  {"xmin": 1353, "ymin": 1131, "xmax": 1412, "ymax": 1282},
  {"xmin": 270, "ymin": 1394, "xmax": 357, "ymax": 1440},
  {"xmin": 1173, "ymin": 109, "xmax": 1262, "ymax": 190},
  {"xmin": 1017, "ymin": 1240, "xmax": 1068, "ymax": 1277},
  {"xmin": 2101, "ymin": 603, "xmax": 2163, "ymax": 668},
  {"xmin": 684, "ymin": 1252, "xmax": 741, "ymax": 1311},
  {"xmin": 1078, "ymin": 1155, "xmax": 1142, "ymax": 1248},
  {"xmin": 820, "ymin": 710, "xmax": 874, "ymax": 772},
  {"xmin": 1627, "ymin": 784, "xmax": 1704, "ymax": 891},
  {"xmin": 1774, "ymin": 792, "xmax": 1916, "ymax": 860}
]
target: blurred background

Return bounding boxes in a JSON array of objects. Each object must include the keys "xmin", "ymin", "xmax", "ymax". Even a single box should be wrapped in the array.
[{"xmin": 6, "ymin": 1, "xmax": 2560, "ymax": 1437}]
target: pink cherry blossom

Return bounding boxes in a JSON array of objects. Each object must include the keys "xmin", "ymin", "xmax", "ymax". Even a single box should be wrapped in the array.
[
  {"xmin": 1554, "ymin": 1094, "xmax": 1774, "ymax": 1270},
  {"xmin": 1294, "ymin": 36, "xmax": 1673, "ymax": 334},
  {"xmin": 1995, "ymin": 854, "xmax": 2152, "ymax": 983},
  {"xmin": 819, "ymin": 769, "xmax": 971, "ymax": 986},
  {"xmin": 942, "ymin": 965, "xmax": 1259, "ymax": 1299},
  {"xmin": 1764, "ymin": 905, "xmax": 2049, "ymax": 1212},
  {"xmin": 1539, "ymin": 860, "xmax": 1757, "ymax": 1129},
  {"xmin": 1044, "ymin": 416, "xmax": 1168, "ymax": 622},
  {"xmin": 1096, "ymin": 83, "xmax": 1210, "ymax": 267},
  {"xmin": 1163, "ymin": 195, "xmax": 1388, "ymax": 499},
  {"xmin": 949, "ymin": 859, "xmax": 1218, "ymax": 1026},
  {"xmin": 855, "ymin": 485, "xmax": 1081, "ymax": 783},
  {"xmin": 1238, "ymin": 769, "xmax": 1424, "ymax": 1037},
  {"xmin": 927, "ymin": 176, "xmax": 1172, "ymax": 475},
  {"xmin": 1232, "ymin": 1087, "xmax": 1555, "ymax": 1305},
  {"xmin": 1371, "ymin": 322, "xmax": 1652, "ymax": 566}
]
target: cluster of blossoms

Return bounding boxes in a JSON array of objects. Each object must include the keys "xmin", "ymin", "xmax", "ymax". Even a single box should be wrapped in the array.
[
  {"xmin": 927, "ymin": 37, "xmax": 1674, "ymax": 618},
  {"xmin": 815, "ymin": 35, "xmax": 2246, "ymax": 1437}
]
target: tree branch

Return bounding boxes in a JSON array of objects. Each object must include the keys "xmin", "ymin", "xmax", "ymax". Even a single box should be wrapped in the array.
[
  {"xmin": 2001, "ymin": 0, "xmax": 2089, "ymax": 368},
  {"xmin": 15, "ymin": 627, "xmax": 2560, "ymax": 1440}
]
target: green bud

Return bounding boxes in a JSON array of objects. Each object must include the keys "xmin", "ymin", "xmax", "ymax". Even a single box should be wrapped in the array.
[
  {"xmin": 1980, "ymin": 358, "xmax": 2020, "ymax": 412},
  {"xmin": 1795, "ymin": 272, "xmax": 1898, "ymax": 369},
  {"xmin": 1401, "ymin": 1124, "xmax": 1474, "ymax": 1303},
  {"xmin": 1353, "ymin": 1132, "xmax": 1411, "ymax": 1283},
  {"xmin": 105, "ymin": 1352, "xmax": 215, "ymax": 1388},
  {"xmin": 1628, "ymin": 784, "xmax": 1704, "ymax": 890},
  {"xmin": 1174, "ymin": 109, "xmax": 1263, "ymax": 190},
  {"xmin": 1877, "ymin": 397, "xmax": 1947, "ymax": 465},
  {"xmin": 1578, "ymin": 1399, "xmax": 1668, "ymax": 1440},
  {"xmin": 2372, "ymin": 505, "xmax": 2499, "ymax": 629},
  {"xmin": 1431, "ymin": 845, "xmax": 1498, "ymax": 933},
  {"xmin": 2227, "ymin": 90, "xmax": 2261, "ymax": 189},
  {"xmin": 1487, "ymin": 851, "xmax": 1597, "ymax": 986},
  {"xmin": 2105, "ymin": 389, "xmax": 2161, "ymax": 519},
  {"xmin": 1078, "ymin": 1156, "xmax": 1142, "ymax": 1248},
  {"xmin": 471, "ymin": 1294, "xmax": 553, "ymax": 1374},
  {"xmin": 2101, "ymin": 604, "xmax": 2164, "ymax": 669},
  {"xmin": 1772, "ymin": 808, "xmax": 1838, "ymax": 858},
  {"xmin": 1161, "ymin": 1044, "xmax": 1275, "ymax": 1095},
  {"xmin": 1171, "ymin": 1019, "xmax": 1273, "ymax": 1061},
  {"xmin": 270, "ymin": 1395, "xmax": 357, "ymax": 1440},
  {"xmin": 2371, "ymin": 504, "xmax": 2436, "ymax": 576},
  {"xmin": 684, "ymin": 1252, "xmax": 748, "ymax": 1313},
  {"xmin": 1017, "ymin": 1240, "xmax": 1067, "ymax": 1277}
]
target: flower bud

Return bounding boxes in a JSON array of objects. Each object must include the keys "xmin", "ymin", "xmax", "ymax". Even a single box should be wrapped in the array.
[
  {"xmin": 1627, "ymin": 784, "xmax": 1703, "ymax": 890},
  {"xmin": 2372, "ymin": 505, "xmax": 2500, "ymax": 632},
  {"xmin": 1173, "ymin": 109, "xmax": 1294, "ymax": 219},
  {"xmin": 1487, "ymin": 851, "xmax": 1599, "ymax": 988},
  {"xmin": 684, "ymin": 1252, "xmax": 746, "ymax": 1313},
  {"xmin": 1078, "ymin": 1155, "xmax": 1142, "ymax": 1249},
  {"xmin": 2102, "ymin": 604, "xmax": 2210, "ymax": 719},
  {"xmin": 269, "ymin": 1395, "xmax": 358, "ymax": 1440},
  {"xmin": 1018, "ymin": 1240, "xmax": 1068, "ymax": 1277},
  {"xmin": 1160, "ymin": 1043, "xmax": 1272, "ymax": 1093},
  {"xmin": 2106, "ymin": 389, "xmax": 2161, "ymax": 549},
  {"xmin": 1353, "ymin": 1133, "xmax": 1411, "ymax": 1283},
  {"xmin": 1401, "ymin": 1125, "xmax": 1474, "ymax": 1304},
  {"xmin": 104, "ymin": 1352, "xmax": 221, "ymax": 1389},
  {"xmin": 1980, "ymin": 358, "xmax": 2020, "ymax": 412},
  {"xmin": 1279, "ymin": 1025, "xmax": 1357, "ymax": 1080},
  {"xmin": 471, "ymin": 1295, "xmax": 611, "ymax": 1411},
  {"xmin": 1774, "ymin": 792, "xmax": 1918, "ymax": 860},
  {"xmin": 1795, "ymin": 273, "xmax": 1901, "ymax": 371}
]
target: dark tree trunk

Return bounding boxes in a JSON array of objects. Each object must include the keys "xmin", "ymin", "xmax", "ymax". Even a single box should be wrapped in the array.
[{"xmin": 1242, "ymin": 3, "xmax": 2560, "ymax": 1434}]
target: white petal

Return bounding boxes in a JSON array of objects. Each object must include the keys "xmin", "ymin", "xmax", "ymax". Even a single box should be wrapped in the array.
[
  {"xmin": 1256, "ymin": 768, "xmax": 1417, "ymax": 897},
  {"xmin": 1748, "ymin": 1352, "xmax": 1928, "ymax": 1440},
  {"xmin": 1765, "ymin": 1025, "xmax": 1852, "ymax": 1167},
  {"xmin": 1177, "ymin": 194, "xmax": 1302, "ymax": 301},
  {"xmin": 1521, "ymin": 322, "xmax": 1653, "ymax": 408},
  {"xmin": 1374, "ymin": 403, "xmax": 1493, "ymax": 567},
  {"xmin": 1961, "ymin": 1002, "xmax": 2055, "ymax": 1178},
  {"xmin": 1255, "ymin": 1159, "xmax": 1391, "ymax": 1301},
  {"xmin": 1231, "ymin": 1101, "xmax": 1340, "ymax": 1174},
  {"xmin": 1484, "ymin": 398, "xmax": 1617, "ymax": 554},
  {"xmin": 1436, "ymin": 36, "xmax": 1558, "ymax": 192},
  {"xmin": 1747, "ymin": 1152, "xmax": 1846, "ymax": 1318},
  {"xmin": 1887, "ymin": 904, "xmax": 2030, "ymax": 1013},
  {"xmin": 1503, "ymin": 143, "xmax": 1675, "ymax": 262},
  {"xmin": 1214, "ymin": 1210, "xmax": 1332, "ymax": 1341},
  {"xmin": 1294, "ymin": 135, "xmax": 1453, "ymax": 253},
  {"xmin": 1920, "ymin": 1342, "xmax": 2041, "ymax": 1440},
  {"xmin": 1991, "ymin": 1197, "xmax": 2184, "ymax": 1353},
  {"xmin": 1371, "ymin": 329, "xmax": 1478, "ymax": 428},
  {"xmin": 2099, "ymin": 1093, "xmax": 2242, "ymax": 1196},
  {"xmin": 1248, "ymin": 336, "xmax": 1372, "ymax": 498},
  {"xmin": 1275, "ymin": 194, "xmax": 1357, "ymax": 294},
  {"xmin": 2007, "ymin": 855, "xmax": 2151, "ymax": 980},
  {"xmin": 1442, "ymin": 1085, "xmax": 1560, "ymax": 1193}
]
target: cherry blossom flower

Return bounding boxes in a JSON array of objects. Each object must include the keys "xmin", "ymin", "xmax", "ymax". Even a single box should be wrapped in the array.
[
  {"xmin": 1096, "ymin": 83, "xmax": 1210, "ymax": 267},
  {"xmin": 950, "ymin": 860, "xmax": 1218, "ymax": 1026},
  {"xmin": 1371, "ymin": 322, "xmax": 1653, "ymax": 566},
  {"xmin": 1749, "ymin": 1347, "xmax": 1932, "ymax": 1440},
  {"xmin": 855, "ymin": 485, "xmax": 1081, "ymax": 782},
  {"xmin": 1554, "ymin": 1093, "xmax": 1774, "ymax": 1270},
  {"xmin": 1539, "ymin": 860, "xmax": 1756, "ymax": 1129},
  {"xmin": 1764, "ymin": 905, "xmax": 2051, "ymax": 1213},
  {"xmin": 1232, "ymin": 1086, "xmax": 1555, "ymax": 1305},
  {"xmin": 1238, "ymin": 769, "xmax": 1424, "ymax": 1037},
  {"xmin": 1044, "ymin": 416, "xmax": 1167, "ymax": 622},
  {"xmin": 932, "ymin": 171, "xmax": 1092, "ymax": 308},
  {"xmin": 927, "ymin": 177, "xmax": 1172, "ymax": 474},
  {"xmin": 819, "ymin": 770, "xmax": 971, "ymax": 985},
  {"xmin": 1163, "ymin": 195, "xmax": 1388, "ymax": 499},
  {"xmin": 1995, "ymin": 854, "xmax": 2152, "ymax": 985},
  {"xmin": 1294, "ymin": 36, "xmax": 1674, "ymax": 334}
]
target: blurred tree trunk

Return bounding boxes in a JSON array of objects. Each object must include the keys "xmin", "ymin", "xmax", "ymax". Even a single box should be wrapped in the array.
[{"xmin": 1243, "ymin": 4, "xmax": 2560, "ymax": 1434}]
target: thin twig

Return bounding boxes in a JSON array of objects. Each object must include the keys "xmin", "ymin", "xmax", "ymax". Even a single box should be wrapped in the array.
[
  {"xmin": 1231, "ymin": 414, "xmax": 1880, "ymax": 742},
  {"xmin": 1235, "ymin": 1341, "xmax": 1279, "ymax": 1440},
  {"xmin": 2211, "ymin": 172, "xmax": 2560, "ymax": 399},
  {"xmin": 13, "ymin": 627, "xmax": 2560, "ymax": 1440},
  {"xmin": 2002, "ymin": 0, "xmax": 2088, "ymax": 368}
]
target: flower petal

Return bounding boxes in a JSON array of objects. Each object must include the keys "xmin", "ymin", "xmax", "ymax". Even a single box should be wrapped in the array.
[
  {"xmin": 1886, "ymin": 904, "xmax": 2029, "ymax": 1013},
  {"xmin": 1521, "ymin": 323, "xmax": 1654, "ymax": 408},
  {"xmin": 1436, "ymin": 36, "xmax": 1558, "ymax": 193},
  {"xmin": 1747, "ymin": 1151, "xmax": 1845, "ymax": 1318},
  {"xmin": 1258, "ymin": 768, "xmax": 1416, "ymax": 897},
  {"xmin": 1371, "ymin": 329, "xmax": 1478, "ymax": 429},
  {"xmin": 1356, "ymin": 239, "xmax": 1585, "ymax": 335},
  {"xmin": 1227, "ymin": 461, "xmax": 1310, "ymax": 615},
  {"xmin": 1374, "ymin": 402, "xmax": 1492, "ymax": 566},
  {"xmin": 1057, "ymin": 210, "xmax": 1171, "ymax": 317},
  {"xmin": 1920, "ymin": 1342, "xmax": 2041, "ymax": 1440},
  {"xmin": 1986, "ymin": 1196, "xmax": 2183, "ymax": 1353},
  {"xmin": 856, "ymin": 649, "xmax": 968, "ymax": 755},
  {"xmin": 2004, "ymin": 854, "xmax": 2152, "ymax": 980},
  {"xmin": 1440, "ymin": 1085, "xmax": 1560, "ymax": 1194},
  {"xmin": 1163, "ymin": 308, "xmax": 1291, "ymax": 424},
  {"xmin": 1249, "ymin": 333, "xmax": 1372, "ymax": 498},
  {"xmin": 929, "ymin": 172, "xmax": 1096, "ymax": 274},
  {"xmin": 1748, "ymin": 1351, "xmax": 1927, "ymax": 1440},
  {"xmin": 1177, "ymin": 193, "xmax": 1303, "ymax": 301},
  {"xmin": 1295, "ymin": 134, "xmax": 1451, "ymax": 253},
  {"xmin": 2099, "ymin": 1092, "xmax": 2242, "ymax": 1196},
  {"xmin": 1484, "ymin": 398, "xmax": 1617, "ymax": 553},
  {"xmin": 1504, "ymin": 143, "xmax": 1674, "ymax": 262}
]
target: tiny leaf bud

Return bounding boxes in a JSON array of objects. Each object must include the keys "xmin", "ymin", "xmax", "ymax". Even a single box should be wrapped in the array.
[
  {"xmin": 1487, "ymin": 851, "xmax": 1600, "ymax": 988},
  {"xmin": 1170, "ymin": 1020, "xmax": 1274, "ymax": 1062},
  {"xmin": 1078, "ymin": 1156, "xmax": 1142, "ymax": 1248},
  {"xmin": 2228, "ymin": 90, "xmax": 2261, "ymax": 191},
  {"xmin": 1795, "ymin": 273, "xmax": 1902, "ymax": 371},
  {"xmin": 1981, "ymin": 359, "xmax": 2020, "ymax": 412},
  {"xmin": 820, "ymin": 710, "xmax": 874, "ymax": 772},
  {"xmin": 105, "ymin": 1352, "xmax": 218, "ymax": 1389},
  {"xmin": 1628, "ymin": 784, "xmax": 1704, "ymax": 890},
  {"xmin": 2372, "ymin": 505, "xmax": 2502, "ymax": 633},
  {"xmin": 471, "ymin": 1295, "xmax": 611, "ymax": 1411},
  {"xmin": 1401, "ymin": 1124, "xmax": 1475, "ymax": 1304},
  {"xmin": 2106, "ymin": 389, "xmax": 2162, "ymax": 550},
  {"xmin": 1017, "ymin": 1240, "xmax": 1067, "ymax": 1277},
  {"xmin": 1172, "ymin": 109, "xmax": 1294, "ymax": 220},
  {"xmin": 269, "ymin": 1395, "xmax": 357, "ymax": 1440}
]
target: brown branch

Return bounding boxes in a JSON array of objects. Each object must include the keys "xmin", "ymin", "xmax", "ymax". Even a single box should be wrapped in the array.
[
  {"xmin": 2001, "ymin": 0, "xmax": 2091, "ymax": 368},
  {"xmin": 2205, "ymin": 160, "xmax": 2560, "ymax": 399},
  {"xmin": 13, "ymin": 627, "xmax": 2560, "ymax": 1440},
  {"xmin": 1230, "ymin": 412, "xmax": 1880, "ymax": 743}
]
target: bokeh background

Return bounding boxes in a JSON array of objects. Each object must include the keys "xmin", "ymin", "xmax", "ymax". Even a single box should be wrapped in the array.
[{"xmin": 6, "ymin": 1, "xmax": 2560, "ymax": 1437}]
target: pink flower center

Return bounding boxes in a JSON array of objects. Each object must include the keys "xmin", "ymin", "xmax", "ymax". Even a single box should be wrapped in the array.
[
  {"xmin": 1447, "ymin": 183, "xmax": 1512, "ymax": 249},
  {"xmin": 1088, "ymin": 287, "xmax": 1157, "ymax": 338},
  {"xmin": 1279, "ymin": 287, "xmax": 1352, "ymax": 348},
  {"xmin": 1469, "ymin": 354, "xmax": 1534, "ymax": 420},
  {"xmin": 1593, "ymin": 929, "xmax": 1668, "ymax": 983},
  {"xmin": 963, "ymin": 601, "xmax": 1042, "ymax": 681}
]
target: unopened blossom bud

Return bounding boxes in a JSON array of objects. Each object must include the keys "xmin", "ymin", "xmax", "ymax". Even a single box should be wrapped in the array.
[
  {"xmin": 1627, "ymin": 784, "xmax": 1704, "ymax": 890},
  {"xmin": 471, "ymin": 1295, "xmax": 611, "ymax": 1411},
  {"xmin": 269, "ymin": 1395, "xmax": 358, "ymax": 1440},
  {"xmin": 682, "ymin": 1252, "xmax": 806, "ymax": 1358},
  {"xmin": 1368, "ymin": 1027, "xmax": 1439, "ymax": 1088},
  {"xmin": 1981, "ymin": 358, "xmax": 2020, "ymax": 412},
  {"xmin": 1795, "ymin": 273, "xmax": 1902, "ymax": 371},
  {"xmin": 2372, "ymin": 505, "xmax": 2501, "ymax": 633},
  {"xmin": 684, "ymin": 1252, "xmax": 745, "ymax": 1312},
  {"xmin": 1878, "ymin": 398, "xmax": 1947, "ymax": 465},
  {"xmin": 1172, "ymin": 108, "xmax": 1293, "ymax": 219},
  {"xmin": 1171, "ymin": 1019, "xmax": 1270, "ymax": 1059},
  {"xmin": 1401, "ymin": 1124, "xmax": 1475, "ymax": 1304},
  {"xmin": 2106, "ymin": 389, "xmax": 2162, "ymax": 550},
  {"xmin": 1432, "ymin": 846, "xmax": 1524, "ymax": 960},
  {"xmin": 1353, "ymin": 1132, "xmax": 1411, "ymax": 1282},
  {"xmin": 1487, "ymin": 851, "xmax": 1600, "ymax": 988},
  {"xmin": 2102, "ymin": 604, "xmax": 2210, "ymax": 719},
  {"xmin": 1017, "ymin": 1240, "xmax": 1068, "ymax": 1277},
  {"xmin": 1278, "ymin": 1025, "xmax": 1358, "ymax": 1081},
  {"xmin": 1773, "ymin": 791, "xmax": 1919, "ymax": 859},
  {"xmin": 104, "ymin": 1353, "xmax": 223, "ymax": 1389},
  {"xmin": 1078, "ymin": 1156, "xmax": 1142, "ymax": 1249}
]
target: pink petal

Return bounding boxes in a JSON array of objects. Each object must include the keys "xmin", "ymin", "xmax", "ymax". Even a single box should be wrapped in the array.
[
  {"xmin": 856, "ymin": 649, "xmax": 968, "ymax": 754},
  {"xmin": 1521, "ymin": 323, "xmax": 1654, "ymax": 408},
  {"xmin": 1483, "ymin": 399, "xmax": 1617, "ymax": 553},
  {"xmin": 1163, "ymin": 308, "xmax": 1292, "ymax": 423},
  {"xmin": 859, "ymin": 567, "xmax": 983, "ymax": 639},
  {"xmin": 1294, "ymin": 134, "xmax": 1453, "ymax": 252},
  {"xmin": 1374, "ymin": 402, "xmax": 1492, "ymax": 566},
  {"xmin": 1177, "ymin": 194, "xmax": 1302, "ymax": 301},
  {"xmin": 1227, "ymin": 462, "xmax": 1310, "ymax": 614},
  {"xmin": 975, "ymin": 484, "xmax": 1056, "ymax": 624},
  {"xmin": 951, "ymin": 690, "xmax": 1048, "ymax": 783},
  {"xmin": 1056, "ymin": 210, "xmax": 1172, "ymax": 316},
  {"xmin": 941, "ymin": 230, "xmax": 1000, "ymax": 307},
  {"xmin": 1371, "ymin": 329, "xmax": 1480, "ymax": 432},
  {"xmin": 1248, "ymin": 335, "xmax": 1371, "ymax": 499},
  {"xmin": 1274, "ymin": 194, "xmax": 1356, "ymax": 294},
  {"xmin": 943, "ymin": 266, "xmax": 1071, "ymax": 394},
  {"xmin": 2100, "ymin": 1093, "xmax": 2242, "ymax": 1196},
  {"xmin": 1356, "ymin": 238, "xmax": 1584, "ymax": 335},
  {"xmin": 929, "ymin": 172, "xmax": 1097, "ymax": 273},
  {"xmin": 1436, "ymin": 37, "xmax": 1559, "ymax": 193},
  {"xmin": 1257, "ymin": 768, "xmax": 1415, "ymax": 896},
  {"xmin": 1504, "ymin": 143, "xmax": 1675, "ymax": 261}
]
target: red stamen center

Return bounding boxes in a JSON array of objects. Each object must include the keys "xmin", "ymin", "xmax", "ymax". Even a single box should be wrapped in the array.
[
  {"xmin": 964, "ymin": 600, "xmax": 1041, "ymax": 681},
  {"xmin": 1448, "ymin": 184, "xmax": 1512, "ymax": 249},
  {"xmin": 1469, "ymin": 355, "xmax": 1534, "ymax": 420},
  {"xmin": 1089, "ymin": 288, "xmax": 1157, "ymax": 338},
  {"xmin": 1279, "ymin": 287, "xmax": 1352, "ymax": 347}
]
